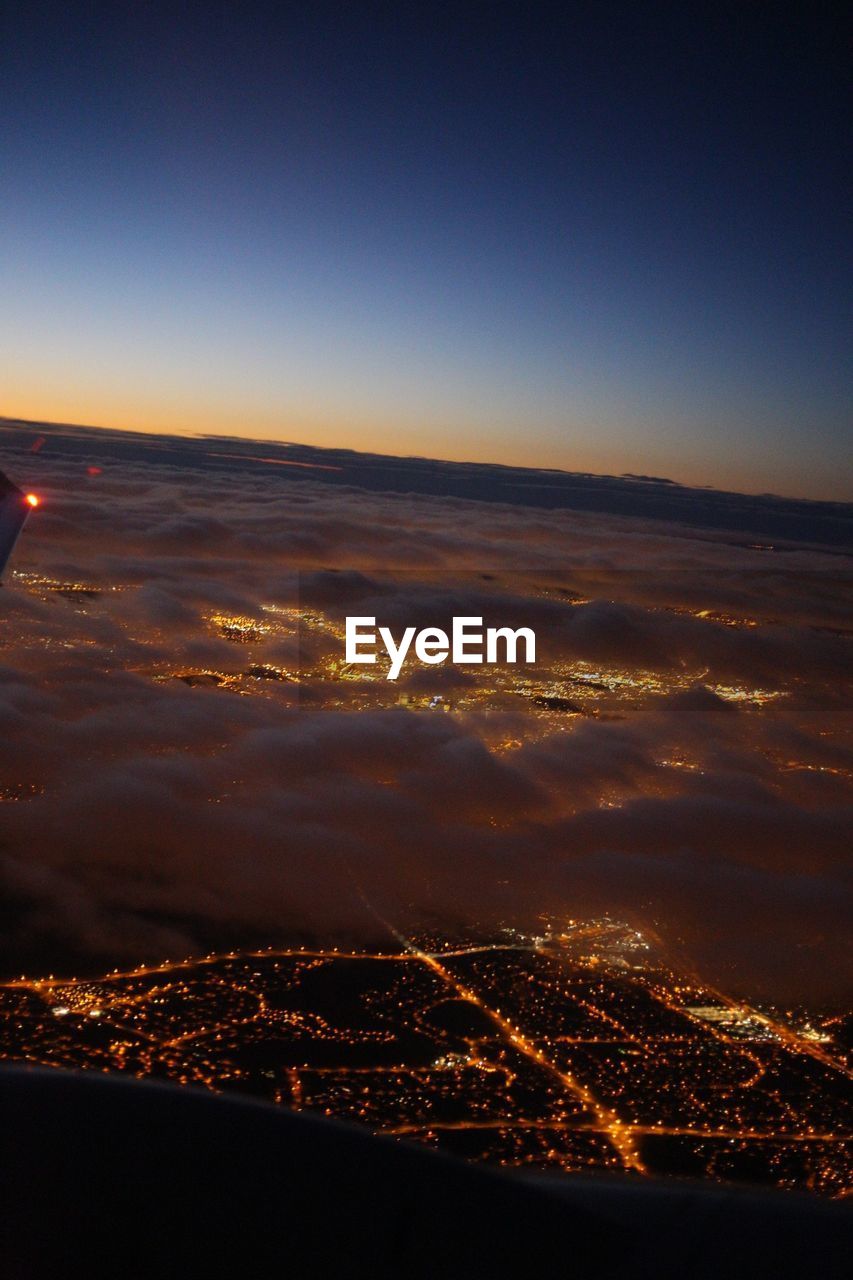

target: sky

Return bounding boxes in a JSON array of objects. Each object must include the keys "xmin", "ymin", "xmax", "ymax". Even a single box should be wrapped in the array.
[{"xmin": 1, "ymin": 2, "xmax": 850, "ymax": 498}]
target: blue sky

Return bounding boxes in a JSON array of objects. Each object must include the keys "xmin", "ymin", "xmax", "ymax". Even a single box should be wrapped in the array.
[{"xmin": 2, "ymin": 3, "xmax": 850, "ymax": 497}]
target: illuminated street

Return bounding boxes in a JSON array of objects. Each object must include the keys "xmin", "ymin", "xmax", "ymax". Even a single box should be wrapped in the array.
[{"xmin": 2, "ymin": 918, "xmax": 849, "ymax": 1195}]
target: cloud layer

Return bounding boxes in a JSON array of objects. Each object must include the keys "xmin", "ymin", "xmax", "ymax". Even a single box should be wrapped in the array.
[{"xmin": 0, "ymin": 423, "xmax": 850, "ymax": 1003}]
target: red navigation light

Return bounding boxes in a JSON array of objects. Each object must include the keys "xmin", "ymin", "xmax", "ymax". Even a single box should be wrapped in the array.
[{"xmin": 25, "ymin": 493, "xmax": 40, "ymax": 508}]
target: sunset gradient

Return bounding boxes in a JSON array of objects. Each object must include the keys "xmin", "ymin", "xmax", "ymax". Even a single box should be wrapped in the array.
[{"xmin": 2, "ymin": 5, "xmax": 849, "ymax": 498}]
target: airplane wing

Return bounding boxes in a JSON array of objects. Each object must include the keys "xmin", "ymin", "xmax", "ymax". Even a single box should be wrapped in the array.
[
  {"xmin": 0, "ymin": 1067, "xmax": 850, "ymax": 1279},
  {"xmin": 0, "ymin": 470, "xmax": 37, "ymax": 578}
]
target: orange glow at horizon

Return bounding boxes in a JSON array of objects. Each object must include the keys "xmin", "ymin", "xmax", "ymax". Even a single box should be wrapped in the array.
[
  {"xmin": 1, "ymin": 385, "xmax": 849, "ymax": 503},
  {"xmin": 25, "ymin": 493, "xmax": 40, "ymax": 508}
]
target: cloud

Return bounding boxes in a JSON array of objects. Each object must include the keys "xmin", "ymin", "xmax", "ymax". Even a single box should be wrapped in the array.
[{"xmin": 0, "ymin": 422, "xmax": 850, "ymax": 1003}]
